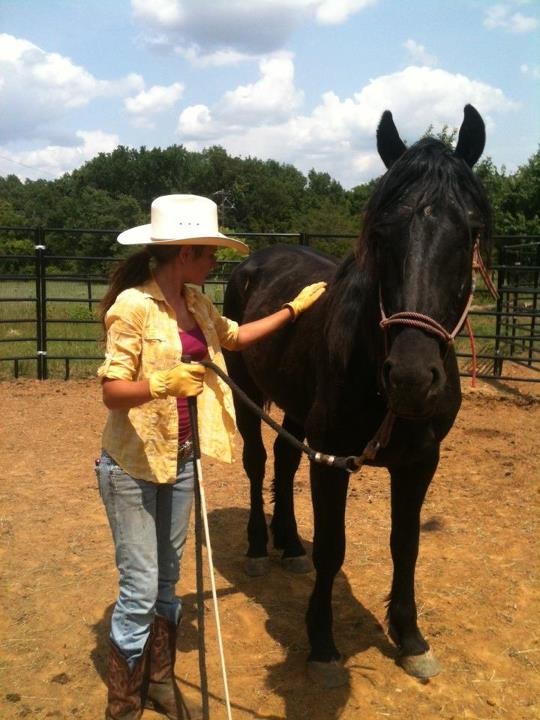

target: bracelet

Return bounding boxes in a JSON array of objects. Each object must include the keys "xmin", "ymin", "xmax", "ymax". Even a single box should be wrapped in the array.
[{"xmin": 282, "ymin": 303, "xmax": 296, "ymax": 322}]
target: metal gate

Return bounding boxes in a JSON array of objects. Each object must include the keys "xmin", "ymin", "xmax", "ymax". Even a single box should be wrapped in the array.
[{"xmin": 1, "ymin": 228, "xmax": 538, "ymax": 382}]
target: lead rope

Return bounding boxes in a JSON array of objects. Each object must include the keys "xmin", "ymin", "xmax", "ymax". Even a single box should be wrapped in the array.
[{"xmin": 200, "ymin": 358, "xmax": 394, "ymax": 474}]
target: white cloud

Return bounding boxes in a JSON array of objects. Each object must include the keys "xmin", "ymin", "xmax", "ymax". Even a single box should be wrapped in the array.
[
  {"xmin": 0, "ymin": 33, "xmax": 143, "ymax": 143},
  {"xmin": 483, "ymin": 3, "xmax": 538, "ymax": 33},
  {"xmin": 104, "ymin": 73, "xmax": 146, "ymax": 98},
  {"xmin": 176, "ymin": 65, "xmax": 518, "ymax": 187},
  {"xmin": 131, "ymin": 0, "xmax": 302, "ymax": 58},
  {"xmin": 0, "ymin": 130, "xmax": 119, "ymax": 180},
  {"xmin": 403, "ymin": 39, "xmax": 437, "ymax": 67},
  {"xmin": 178, "ymin": 54, "xmax": 304, "ymax": 136},
  {"xmin": 351, "ymin": 66, "xmax": 518, "ymax": 130},
  {"xmin": 219, "ymin": 54, "xmax": 304, "ymax": 122},
  {"xmin": 175, "ymin": 45, "xmax": 256, "ymax": 67},
  {"xmin": 315, "ymin": 0, "xmax": 377, "ymax": 24},
  {"xmin": 520, "ymin": 63, "xmax": 540, "ymax": 78},
  {"xmin": 178, "ymin": 104, "xmax": 218, "ymax": 138},
  {"xmin": 125, "ymin": 82, "xmax": 184, "ymax": 128},
  {"xmin": 131, "ymin": 0, "xmax": 377, "ymax": 63},
  {"xmin": 132, "ymin": 0, "xmax": 184, "ymax": 26}
]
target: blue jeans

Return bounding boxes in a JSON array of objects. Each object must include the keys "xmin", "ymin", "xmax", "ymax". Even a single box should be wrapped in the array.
[{"xmin": 97, "ymin": 450, "xmax": 195, "ymax": 667}]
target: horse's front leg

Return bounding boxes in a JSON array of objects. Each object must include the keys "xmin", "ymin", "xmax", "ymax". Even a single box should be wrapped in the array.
[
  {"xmin": 235, "ymin": 399, "xmax": 269, "ymax": 577},
  {"xmin": 306, "ymin": 463, "xmax": 350, "ymax": 687},
  {"xmin": 270, "ymin": 414, "xmax": 312, "ymax": 573},
  {"xmin": 387, "ymin": 448, "xmax": 441, "ymax": 678}
]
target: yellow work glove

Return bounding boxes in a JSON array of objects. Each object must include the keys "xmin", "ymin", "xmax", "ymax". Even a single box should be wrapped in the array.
[
  {"xmin": 283, "ymin": 281, "xmax": 327, "ymax": 321},
  {"xmin": 149, "ymin": 361, "xmax": 205, "ymax": 399}
]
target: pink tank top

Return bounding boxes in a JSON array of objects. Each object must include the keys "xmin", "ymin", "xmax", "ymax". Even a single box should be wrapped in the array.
[{"xmin": 177, "ymin": 324, "xmax": 208, "ymax": 444}]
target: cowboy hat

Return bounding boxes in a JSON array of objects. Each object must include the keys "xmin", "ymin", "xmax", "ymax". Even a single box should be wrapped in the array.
[{"xmin": 117, "ymin": 194, "xmax": 249, "ymax": 255}]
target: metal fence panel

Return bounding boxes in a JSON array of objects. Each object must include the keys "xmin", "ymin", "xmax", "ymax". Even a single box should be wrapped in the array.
[{"xmin": 0, "ymin": 228, "xmax": 538, "ymax": 382}]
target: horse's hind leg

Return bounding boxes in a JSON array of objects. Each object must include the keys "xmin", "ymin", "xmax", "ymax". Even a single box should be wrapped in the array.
[
  {"xmin": 387, "ymin": 451, "xmax": 441, "ymax": 679},
  {"xmin": 270, "ymin": 414, "xmax": 312, "ymax": 574}
]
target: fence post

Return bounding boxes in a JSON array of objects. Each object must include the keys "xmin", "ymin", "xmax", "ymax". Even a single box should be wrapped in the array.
[
  {"xmin": 34, "ymin": 228, "xmax": 47, "ymax": 380},
  {"xmin": 493, "ymin": 246, "xmax": 505, "ymax": 378},
  {"xmin": 529, "ymin": 244, "xmax": 540, "ymax": 367},
  {"xmin": 87, "ymin": 276, "xmax": 93, "ymax": 312}
]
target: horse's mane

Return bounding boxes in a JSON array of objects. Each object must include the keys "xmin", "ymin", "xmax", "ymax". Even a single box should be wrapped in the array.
[
  {"xmin": 324, "ymin": 250, "xmax": 381, "ymax": 374},
  {"xmin": 324, "ymin": 137, "xmax": 493, "ymax": 373}
]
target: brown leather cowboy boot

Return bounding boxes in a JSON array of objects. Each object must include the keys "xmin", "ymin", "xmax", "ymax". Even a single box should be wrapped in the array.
[
  {"xmin": 105, "ymin": 640, "xmax": 147, "ymax": 720},
  {"xmin": 145, "ymin": 614, "xmax": 182, "ymax": 718},
  {"xmin": 146, "ymin": 614, "xmax": 201, "ymax": 720}
]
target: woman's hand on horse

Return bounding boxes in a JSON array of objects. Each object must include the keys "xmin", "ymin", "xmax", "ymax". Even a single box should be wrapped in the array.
[
  {"xmin": 284, "ymin": 281, "xmax": 327, "ymax": 321},
  {"xmin": 149, "ymin": 361, "xmax": 205, "ymax": 398}
]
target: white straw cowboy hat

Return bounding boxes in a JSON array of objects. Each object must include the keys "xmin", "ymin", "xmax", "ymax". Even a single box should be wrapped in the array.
[{"xmin": 117, "ymin": 194, "xmax": 249, "ymax": 255}]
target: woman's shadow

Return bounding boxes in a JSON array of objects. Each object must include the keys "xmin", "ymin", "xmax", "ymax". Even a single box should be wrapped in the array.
[{"xmin": 90, "ymin": 506, "xmax": 396, "ymax": 720}]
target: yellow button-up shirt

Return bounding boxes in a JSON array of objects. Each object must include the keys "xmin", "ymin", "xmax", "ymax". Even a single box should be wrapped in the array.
[{"xmin": 97, "ymin": 277, "xmax": 240, "ymax": 484}]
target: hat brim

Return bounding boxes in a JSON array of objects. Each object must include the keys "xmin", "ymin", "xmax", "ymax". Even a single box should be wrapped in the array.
[{"xmin": 117, "ymin": 224, "xmax": 249, "ymax": 255}]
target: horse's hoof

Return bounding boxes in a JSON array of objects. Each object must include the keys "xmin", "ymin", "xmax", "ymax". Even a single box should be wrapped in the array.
[
  {"xmin": 281, "ymin": 555, "xmax": 313, "ymax": 574},
  {"xmin": 307, "ymin": 660, "xmax": 349, "ymax": 688},
  {"xmin": 397, "ymin": 649, "xmax": 441, "ymax": 679},
  {"xmin": 243, "ymin": 556, "xmax": 270, "ymax": 577}
]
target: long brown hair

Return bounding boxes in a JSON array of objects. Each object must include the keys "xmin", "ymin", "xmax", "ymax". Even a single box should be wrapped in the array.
[
  {"xmin": 100, "ymin": 244, "xmax": 209, "ymax": 328},
  {"xmin": 100, "ymin": 245, "xmax": 180, "ymax": 326}
]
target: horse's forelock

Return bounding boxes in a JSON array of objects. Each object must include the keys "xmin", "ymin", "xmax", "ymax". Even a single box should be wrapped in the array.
[{"xmin": 356, "ymin": 136, "xmax": 492, "ymax": 262}]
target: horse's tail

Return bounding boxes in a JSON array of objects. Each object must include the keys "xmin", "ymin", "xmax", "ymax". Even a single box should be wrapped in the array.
[{"xmin": 223, "ymin": 257, "xmax": 258, "ymax": 323}]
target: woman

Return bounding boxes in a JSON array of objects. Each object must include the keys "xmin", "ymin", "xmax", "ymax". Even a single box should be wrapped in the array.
[{"xmin": 96, "ymin": 194, "xmax": 325, "ymax": 720}]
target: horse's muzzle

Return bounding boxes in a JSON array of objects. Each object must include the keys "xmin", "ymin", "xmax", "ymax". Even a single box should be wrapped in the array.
[{"xmin": 381, "ymin": 331, "xmax": 446, "ymax": 417}]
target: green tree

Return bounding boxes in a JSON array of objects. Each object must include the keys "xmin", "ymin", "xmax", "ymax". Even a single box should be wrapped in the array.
[
  {"xmin": 423, "ymin": 124, "xmax": 457, "ymax": 148},
  {"xmin": 1, "ymin": 141, "xmax": 539, "ymax": 262},
  {"xmin": 501, "ymin": 149, "xmax": 540, "ymax": 235},
  {"xmin": 476, "ymin": 150, "xmax": 540, "ymax": 236},
  {"xmin": 228, "ymin": 157, "xmax": 307, "ymax": 233},
  {"xmin": 0, "ymin": 198, "xmax": 35, "ymax": 272}
]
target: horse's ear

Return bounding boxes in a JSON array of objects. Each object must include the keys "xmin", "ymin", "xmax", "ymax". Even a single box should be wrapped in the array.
[
  {"xmin": 377, "ymin": 110, "xmax": 407, "ymax": 168},
  {"xmin": 454, "ymin": 104, "xmax": 485, "ymax": 167}
]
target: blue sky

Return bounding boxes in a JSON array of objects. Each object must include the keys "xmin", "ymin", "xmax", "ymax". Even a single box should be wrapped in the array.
[{"xmin": 0, "ymin": 0, "xmax": 538, "ymax": 188}]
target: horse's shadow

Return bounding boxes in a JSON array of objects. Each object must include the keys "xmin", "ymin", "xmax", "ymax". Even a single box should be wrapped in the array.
[
  {"xmin": 201, "ymin": 506, "xmax": 395, "ymax": 720},
  {"xmin": 89, "ymin": 505, "xmax": 395, "ymax": 720}
]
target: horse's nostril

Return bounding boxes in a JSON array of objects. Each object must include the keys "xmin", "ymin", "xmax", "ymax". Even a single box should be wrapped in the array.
[
  {"xmin": 382, "ymin": 359, "xmax": 394, "ymax": 389},
  {"xmin": 430, "ymin": 365, "xmax": 443, "ymax": 391}
]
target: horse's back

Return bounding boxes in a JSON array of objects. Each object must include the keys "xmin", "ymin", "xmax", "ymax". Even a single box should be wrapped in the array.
[
  {"xmin": 223, "ymin": 244, "xmax": 337, "ymax": 422},
  {"xmin": 224, "ymin": 244, "xmax": 337, "ymax": 323}
]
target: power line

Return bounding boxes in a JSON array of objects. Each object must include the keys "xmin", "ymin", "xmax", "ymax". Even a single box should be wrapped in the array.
[{"xmin": 0, "ymin": 153, "xmax": 59, "ymax": 180}]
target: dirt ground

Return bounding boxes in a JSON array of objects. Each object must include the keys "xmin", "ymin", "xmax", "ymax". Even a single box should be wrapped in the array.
[{"xmin": 0, "ymin": 376, "xmax": 538, "ymax": 720}]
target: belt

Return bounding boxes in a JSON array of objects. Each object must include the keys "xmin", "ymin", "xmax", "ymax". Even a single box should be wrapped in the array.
[{"xmin": 177, "ymin": 439, "xmax": 194, "ymax": 463}]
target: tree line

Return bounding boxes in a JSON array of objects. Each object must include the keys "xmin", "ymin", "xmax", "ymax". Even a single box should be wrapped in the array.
[{"xmin": 0, "ymin": 139, "xmax": 538, "ymax": 265}]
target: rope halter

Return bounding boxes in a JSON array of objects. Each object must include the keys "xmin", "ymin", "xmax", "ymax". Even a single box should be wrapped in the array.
[{"xmin": 378, "ymin": 239, "xmax": 495, "ymax": 346}]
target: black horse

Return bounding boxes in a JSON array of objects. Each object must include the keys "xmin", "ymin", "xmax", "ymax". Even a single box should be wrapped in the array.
[{"xmin": 223, "ymin": 105, "xmax": 492, "ymax": 687}]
